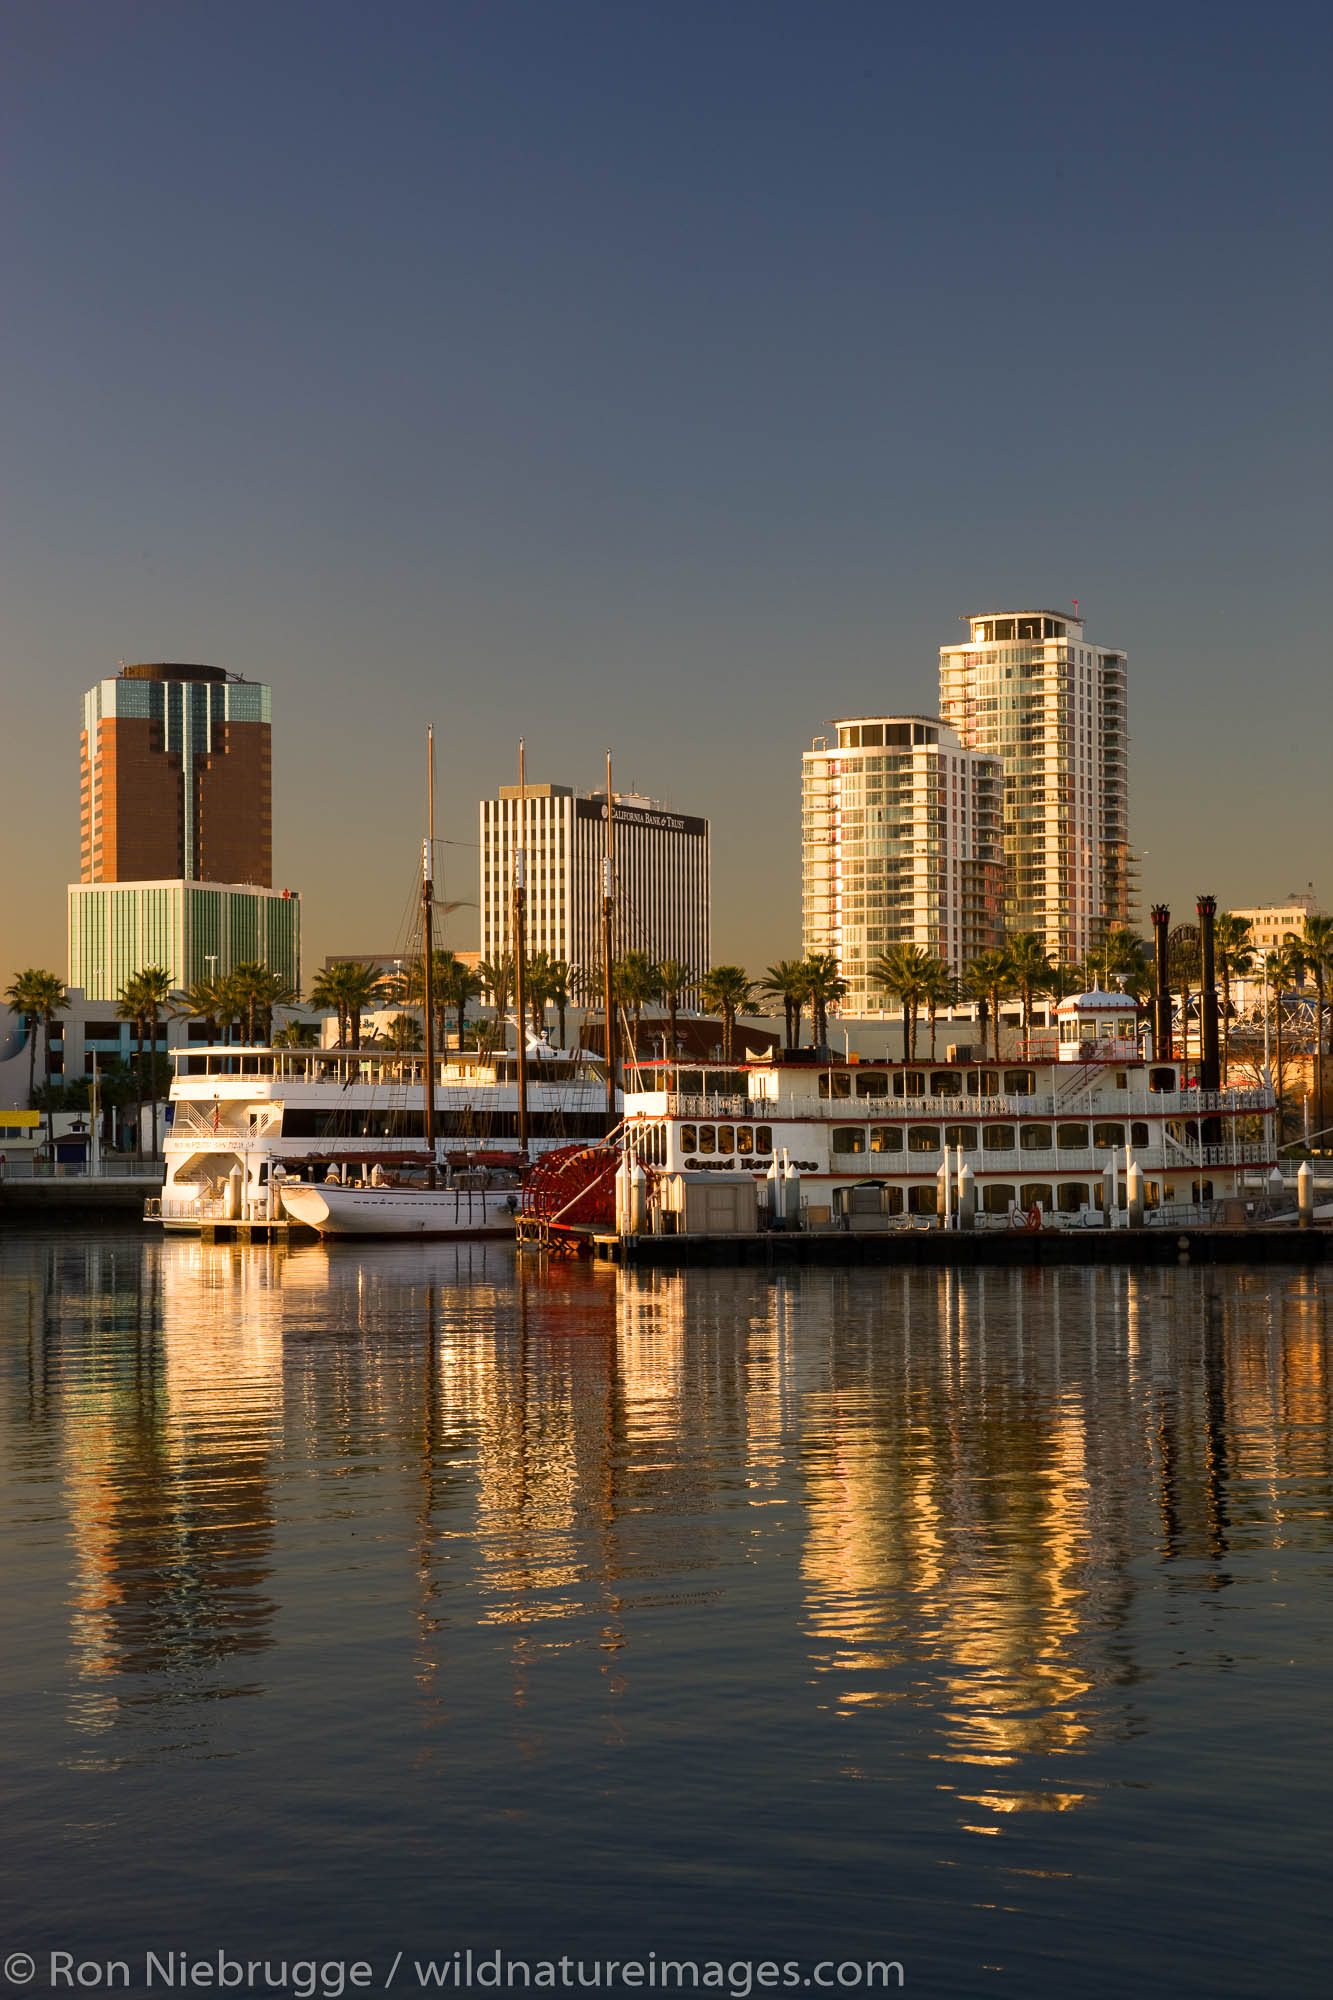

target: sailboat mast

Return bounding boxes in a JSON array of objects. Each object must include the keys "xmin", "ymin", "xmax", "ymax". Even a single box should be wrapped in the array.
[
  {"xmin": 602, "ymin": 748, "xmax": 617, "ymax": 1128},
  {"xmin": 513, "ymin": 739, "xmax": 530, "ymax": 1160},
  {"xmin": 422, "ymin": 727, "xmax": 437, "ymax": 1188}
]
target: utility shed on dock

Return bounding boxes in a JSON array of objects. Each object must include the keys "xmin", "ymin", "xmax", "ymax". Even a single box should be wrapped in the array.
[{"xmin": 658, "ymin": 1171, "xmax": 758, "ymax": 1235}]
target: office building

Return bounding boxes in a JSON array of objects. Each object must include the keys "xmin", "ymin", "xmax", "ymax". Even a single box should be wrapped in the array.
[
  {"xmin": 1228, "ymin": 888, "xmax": 1321, "ymax": 954},
  {"xmin": 81, "ymin": 662, "xmax": 271, "ymax": 886},
  {"xmin": 69, "ymin": 662, "xmax": 298, "ymax": 1000},
  {"xmin": 801, "ymin": 715, "xmax": 1004, "ymax": 1009},
  {"xmin": 938, "ymin": 610, "xmax": 1130, "ymax": 960},
  {"xmin": 480, "ymin": 784, "xmax": 710, "ymax": 993},
  {"xmin": 67, "ymin": 881, "xmax": 301, "ymax": 1003}
]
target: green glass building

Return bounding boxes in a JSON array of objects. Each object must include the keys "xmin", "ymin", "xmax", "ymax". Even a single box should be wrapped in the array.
[{"xmin": 68, "ymin": 881, "xmax": 301, "ymax": 1001}]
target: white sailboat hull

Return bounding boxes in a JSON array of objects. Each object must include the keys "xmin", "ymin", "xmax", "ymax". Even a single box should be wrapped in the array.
[{"xmin": 279, "ymin": 1182, "xmax": 518, "ymax": 1238}]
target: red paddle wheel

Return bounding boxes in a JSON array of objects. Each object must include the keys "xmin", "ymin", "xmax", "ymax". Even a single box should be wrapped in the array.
[{"xmin": 520, "ymin": 1145, "xmax": 620, "ymax": 1250}]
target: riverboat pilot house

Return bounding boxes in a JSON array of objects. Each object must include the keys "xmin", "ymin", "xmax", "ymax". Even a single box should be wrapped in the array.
[{"xmin": 621, "ymin": 987, "xmax": 1277, "ymax": 1228}]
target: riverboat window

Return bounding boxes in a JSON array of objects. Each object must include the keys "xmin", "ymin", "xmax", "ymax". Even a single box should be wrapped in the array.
[
  {"xmin": 978, "ymin": 1071, "xmax": 999, "ymax": 1096},
  {"xmin": 1093, "ymin": 1123, "xmax": 1123, "ymax": 1149},
  {"xmin": 680, "ymin": 1125, "xmax": 698, "ymax": 1151},
  {"xmin": 1020, "ymin": 1123, "xmax": 1052, "ymax": 1150},
  {"xmin": 882, "ymin": 1185, "xmax": 904, "ymax": 1215},
  {"xmin": 698, "ymin": 1126, "xmax": 716, "ymax": 1154},
  {"xmin": 717, "ymin": 1126, "xmax": 735, "ymax": 1152},
  {"xmin": 1149, "ymin": 1068, "xmax": 1176, "ymax": 1093},
  {"xmin": 931, "ymin": 1071, "xmax": 962, "ymax": 1097},
  {"xmin": 677, "ymin": 1071, "xmax": 703, "ymax": 1095},
  {"xmin": 736, "ymin": 1126, "xmax": 754, "ymax": 1154},
  {"xmin": 832, "ymin": 1127, "xmax": 866, "ymax": 1153},
  {"xmin": 1190, "ymin": 1179, "xmax": 1214, "ymax": 1203},
  {"xmin": 944, "ymin": 1124, "xmax": 978, "ymax": 1149},
  {"xmin": 818, "ymin": 1072, "xmax": 853, "ymax": 1099},
  {"xmin": 908, "ymin": 1125, "xmax": 939, "ymax": 1153},
  {"xmin": 869, "ymin": 1127, "xmax": 904, "ymax": 1152},
  {"xmin": 756, "ymin": 1126, "xmax": 773, "ymax": 1153},
  {"xmin": 983, "ymin": 1124, "xmax": 1015, "ymax": 1151},
  {"xmin": 907, "ymin": 1184, "xmax": 938, "ymax": 1214},
  {"xmin": 1057, "ymin": 1183, "xmax": 1088, "ymax": 1212},
  {"xmin": 1020, "ymin": 1183, "xmax": 1053, "ymax": 1212},
  {"xmin": 1131, "ymin": 1121, "xmax": 1149, "ymax": 1148},
  {"xmin": 982, "ymin": 1183, "xmax": 1016, "ymax": 1214},
  {"xmin": 1004, "ymin": 1069, "xmax": 1036, "ymax": 1095},
  {"xmin": 1057, "ymin": 1123, "xmax": 1089, "ymax": 1149},
  {"xmin": 894, "ymin": 1071, "xmax": 925, "ymax": 1097},
  {"xmin": 855, "ymin": 1072, "xmax": 889, "ymax": 1098}
]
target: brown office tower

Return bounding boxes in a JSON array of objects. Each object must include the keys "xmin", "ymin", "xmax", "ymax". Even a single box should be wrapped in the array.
[{"xmin": 80, "ymin": 663, "xmax": 272, "ymax": 886}]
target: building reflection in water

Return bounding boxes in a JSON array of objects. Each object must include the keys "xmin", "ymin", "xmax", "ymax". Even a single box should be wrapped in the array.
[{"xmin": 1, "ymin": 1233, "xmax": 1327, "ymax": 1816}]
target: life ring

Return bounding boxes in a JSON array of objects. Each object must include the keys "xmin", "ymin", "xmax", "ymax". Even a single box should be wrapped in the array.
[{"xmin": 1024, "ymin": 1203, "xmax": 1043, "ymax": 1232}]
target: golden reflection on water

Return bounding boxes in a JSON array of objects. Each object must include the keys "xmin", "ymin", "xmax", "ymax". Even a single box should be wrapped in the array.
[{"xmin": 4, "ymin": 1238, "xmax": 1329, "ymax": 1824}]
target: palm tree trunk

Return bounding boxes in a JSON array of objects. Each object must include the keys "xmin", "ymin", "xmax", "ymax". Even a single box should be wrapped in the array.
[
  {"xmin": 149, "ymin": 1008, "xmax": 159, "ymax": 1158},
  {"xmin": 133, "ymin": 1022, "xmax": 144, "ymax": 1159},
  {"xmin": 26, "ymin": 1014, "xmax": 37, "ymax": 1106},
  {"xmin": 558, "ymin": 998, "xmax": 567, "ymax": 1049},
  {"xmin": 1275, "ymin": 1001, "xmax": 1284, "ymax": 1146},
  {"xmin": 668, "ymin": 993, "xmax": 679, "ymax": 1059},
  {"xmin": 991, "ymin": 990, "xmax": 1001, "ymax": 1062}
]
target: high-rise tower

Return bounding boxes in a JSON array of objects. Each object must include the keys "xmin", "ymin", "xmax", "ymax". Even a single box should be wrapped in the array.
[
  {"xmin": 80, "ymin": 663, "xmax": 272, "ymax": 886},
  {"xmin": 801, "ymin": 714, "xmax": 1004, "ymax": 1010},
  {"xmin": 69, "ymin": 663, "xmax": 298, "ymax": 1002},
  {"xmin": 938, "ymin": 610, "xmax": 1129, "ymax": 960}
]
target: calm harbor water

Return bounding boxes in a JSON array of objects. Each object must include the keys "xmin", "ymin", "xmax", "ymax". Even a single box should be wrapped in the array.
[{"xmin": 1, "ymin": 1230, "xmax": 1331, "ymax": 1999}]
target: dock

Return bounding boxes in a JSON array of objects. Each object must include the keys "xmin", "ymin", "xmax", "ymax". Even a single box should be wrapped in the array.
[{"xmin": 603, "ymin": 1225, "xmax": 1333, "ymax": 1268}]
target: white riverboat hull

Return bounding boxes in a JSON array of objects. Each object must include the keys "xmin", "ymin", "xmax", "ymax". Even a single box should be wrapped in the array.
[{"xmin": 279, "ymin": 1182, "xmax": 518, "ymax": 1238}]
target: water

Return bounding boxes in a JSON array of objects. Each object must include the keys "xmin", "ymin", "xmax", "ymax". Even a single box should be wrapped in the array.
[{"xmin": 2, "ymin": 1232, "xmax": 1331, "ymax": 1999}]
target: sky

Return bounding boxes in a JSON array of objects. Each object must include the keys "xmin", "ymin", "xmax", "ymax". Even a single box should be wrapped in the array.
[{"xmin": 2, "ymin": 0, "xmax": 1330, "ymax": 993}]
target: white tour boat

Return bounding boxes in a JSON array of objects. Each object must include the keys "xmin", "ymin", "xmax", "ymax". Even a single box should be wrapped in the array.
[
  {"xmin": 151, "ymin": 1040, "xmax": 612, "ymax": 1237},
  {"xmin": 618, "ymin": 986, "xmax": 1280, "ymax": 1232}
]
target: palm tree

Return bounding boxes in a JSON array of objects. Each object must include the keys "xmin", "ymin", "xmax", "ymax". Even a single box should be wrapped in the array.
[
  {"xmin": 476, "ymin": 956, "xmax": 513, "ymax": 1055},
  {"xmin": 272, "ymin": 1020, "xmax": 320, "ymax": 1049},
  {"xmin": 1264, "ymin": 943, "xmax": 1302, "ymax": 1146},
  {"xmin": 116, "ymin": 973, "xmax": 149, "ymax": 1157},
  {"xmin": 3, "ymin": 968, "xmax": 67, "ymax": 1107},
  {"xmin": 966, "ymin": 948, "xmax": 1016, "ymax": 1062},
  {"xmin": 699, "ymin": 965, "xmax": 753, "ymax": 1064},
  {"xmin": 1292, "ymin": 915, "xmax": 1333, "ymax": 1140},
  {"xmin": 802, "ymin": 951, "xmax": 848, "ymax": 1050},
  {"xmin": 614, "ymin": 950, "xmax": 662, "ymax": 1060},
  {"xmin": 655, "ymin": 957, "xmax": 694, "ymax": 1061},
  {"xmin": 1214, "ymin": 913, "xmax": 1255, "ymax": 1086},
  {"xmin": 13, "ymin": 970, "xmax": 70, "ymax": 1143},
  {"xmin": 383, "ymin": 1013, "xmax": 423, "ymax": 1052},
  {"xmin": 310, "ymin": 961, "xmax": 385, "ymax": 1049},
  {"xmin": 137, "ymin": 966, "xmax": 174, "ymax": 1156},
  {"xmin": 172, "ymin": 975, "xmax": 224, "ymax": 1042},
  {"xmin": 1006, "ymin": 932, "xmax": 1053, "ymax": 1047},
  {"xmin": 439, "ymin": 957, "xmax": 483, "ymax": 1050},
  {"xmin": 922, "ymin": 959, "xmax": 959, "ymax": 1062},
  {"xmin": 230, "ymin": 962, "xmax": 296, "ymax": 1045},
  {"xmin": 544, "ymin": 959, "xmax": 574, "ymax": 1050},
  {"xmin": 871, "ymin": 943, "xmax": 933, "ymax": 1061},
  {"xmin": 525, "ymin": 950, "xmax": 556, "ymax": 1039},
  {"xmin": 760, "ymin": 959, "xmax": 811, "ymax": 1051}
]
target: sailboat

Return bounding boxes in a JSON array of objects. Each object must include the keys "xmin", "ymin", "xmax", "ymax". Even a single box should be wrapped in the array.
[{"xmin": 278, "ymin": 734, "xmax": 592, "ymax": 1240}]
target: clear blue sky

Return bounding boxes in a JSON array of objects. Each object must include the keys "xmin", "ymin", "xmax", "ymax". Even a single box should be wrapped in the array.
[{"xmin": 2, "ymin": 0, "xmax": 1329, "ymax": 988}]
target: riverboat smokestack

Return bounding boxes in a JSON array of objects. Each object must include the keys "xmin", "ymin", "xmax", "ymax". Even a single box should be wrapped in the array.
[
  {"xmin": 1150, "ymin": 904, "xmax": 1172, "ymax": 1060},
  {"xmin": 1197, "ymin": 894, "xmax": 1221, "ymax": 1092}
]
